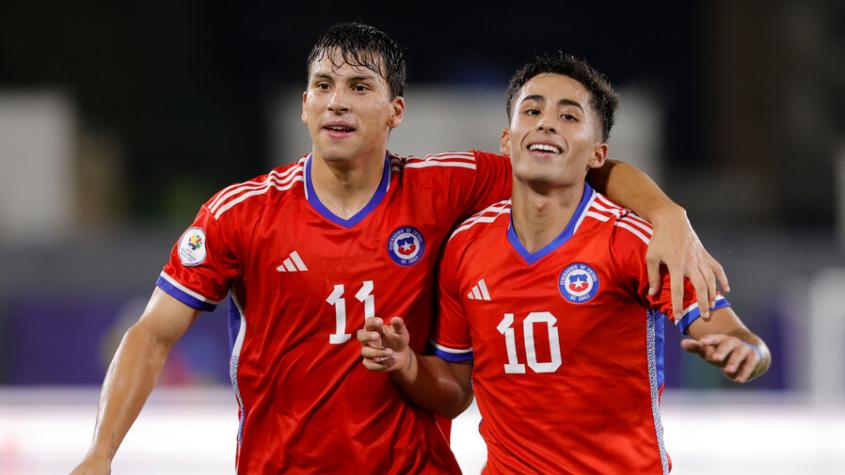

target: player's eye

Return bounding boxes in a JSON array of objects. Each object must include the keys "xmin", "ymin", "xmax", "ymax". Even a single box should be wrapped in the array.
[
  {"xmin": 523, "ymin": 108, "xmax": 540, "ymax": 116},
  {"xmin": 316, "ymin": 82, "xmax": 331, "ymax": 90},
  {"xmin": 561, "ymin": 113, "xmax": 578, "ymax": 121},
  {"xmin": 353, "ymin": 83, "xmax": 369, "ymax": 92}
]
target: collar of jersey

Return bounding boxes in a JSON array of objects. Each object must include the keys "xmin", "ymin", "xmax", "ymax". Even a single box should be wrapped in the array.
[
  {"xmin": 304, "ymin": 153, "xmax": 391, "ymax": 228},
  {"xmin": 507, "ymin": 182, "xmax": 594, "ymax": 265}
]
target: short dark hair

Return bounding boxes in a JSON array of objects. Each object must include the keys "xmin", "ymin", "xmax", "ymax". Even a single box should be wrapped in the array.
[
  {"xmin": 505, "ymin": 53, "xmax": 619, "ymax": 142},
  {"xmin": 306, "ymin": 23, "xmax": 406, "ymax": 99}
]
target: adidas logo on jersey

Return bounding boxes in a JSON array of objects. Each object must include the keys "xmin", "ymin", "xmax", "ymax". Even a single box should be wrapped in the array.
[
  {"xmin": 467, "ymin": 279, "xmax": 491, "ymax": 301},
  {"xmin": 276, "ymin": 251, "xmax": 308, "ymax": 272}
]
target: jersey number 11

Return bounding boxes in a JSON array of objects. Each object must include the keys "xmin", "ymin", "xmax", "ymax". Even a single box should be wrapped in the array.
[{"xmin": 326, "ymin": 281, "xmax": 375, "ymax": 344}]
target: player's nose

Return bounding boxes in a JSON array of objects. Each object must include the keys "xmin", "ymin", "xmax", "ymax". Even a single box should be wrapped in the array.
[
  {"xmin": 536, "ymin": 113, "xmax": 557, "ymax": 133},
  {"xmin": 327, "ymin": 89, "xmax": 351, "ymax": 114}
]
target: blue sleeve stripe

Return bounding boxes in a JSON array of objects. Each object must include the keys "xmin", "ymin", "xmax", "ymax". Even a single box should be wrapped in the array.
[
  {"xmin": 677, "ymin": 297, "xmax": 731, "ymax": 334},
  {"xmin": 432, "ymin": 347, "xmax": 474, "ymax": 362},
  {"xmin": 156, "ymin": 274, "xmax": 217, "ymax": 312}
]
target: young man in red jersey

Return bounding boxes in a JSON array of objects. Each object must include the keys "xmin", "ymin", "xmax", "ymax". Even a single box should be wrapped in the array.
[
  {"xmin": 359, "ymin": 53, "xmax": 770, "ymax": 474},
  {"xmin": 73, "ymin": 24, "xmax": 729, "ymax": 474}
]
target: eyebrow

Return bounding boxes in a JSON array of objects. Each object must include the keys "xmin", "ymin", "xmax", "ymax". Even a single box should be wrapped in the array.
[
  {"xmin": 311, "ymin": 72, "xmax": 377, "ymax": 83},
  {"xmin": 520, "ymin": 95, "xmax": 584, "ymax": 112}
]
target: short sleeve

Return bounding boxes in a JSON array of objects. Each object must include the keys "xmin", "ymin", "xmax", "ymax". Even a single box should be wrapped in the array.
[
  {"xmin": 430, "ymin": 239, "xmax": 474, "ymax": 362},
  {"xmin": 460, "ymin": 151, "xmax": 512, "ymax": 217},
  {"xmin": 610, "ymin": 212, "xmax": 730, "ymax": 334},
  {"xmin": 158, "ymin": 203, "xmax": 242, "ymax": 312}
]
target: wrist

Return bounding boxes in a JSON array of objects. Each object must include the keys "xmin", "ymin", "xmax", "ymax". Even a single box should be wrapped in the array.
[
  {"xmin": 741, "ymin": 340, "xmax": 769, "ymax": 381},
  {"xmin": 391, "ymin": 349, "xmax": 417, "ymax": 382},
  {"xmin": 85, "ymin": 444, "xmax": 116, "ymax": 463},
  {"xmin": 648, "ymin": 202, "xmax": 686, "ymax": 227}
]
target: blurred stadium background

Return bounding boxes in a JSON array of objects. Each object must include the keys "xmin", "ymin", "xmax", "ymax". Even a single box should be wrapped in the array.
[{"xmin": 1, "ymin": 1, "xmax": 843, "ymax": 473}]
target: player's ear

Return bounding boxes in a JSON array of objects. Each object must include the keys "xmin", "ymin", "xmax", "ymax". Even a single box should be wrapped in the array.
[
  {"xmin": 499, "ymin": 128, "xmax": 511, "ymax": 155},
  {"xmin": 388, "ymin": 96, "xmax": 405, "ymax": 129},
  {"xmin": 301, "ymin": 91, "xmax": 308, "ymax": 123},
  {"xmin": 588, "ymin": 142, "xmax": 608, "ymax": 169}
]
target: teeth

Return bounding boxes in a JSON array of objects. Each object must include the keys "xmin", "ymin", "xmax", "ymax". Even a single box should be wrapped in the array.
[
  {"xmin": 528, "ymin": 144, "xmax": 561, "ymax": 153},
  {"xmin": 328, "ymin": 126, "xmax": 353, "ymax": 131}
]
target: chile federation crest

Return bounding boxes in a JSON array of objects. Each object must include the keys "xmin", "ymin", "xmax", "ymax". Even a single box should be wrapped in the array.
[
  {"xmin": 388, "ymin": 226, "xmax": 425, "ymax": 266},
  {"xmin": 559, "ymin": 262, "xmax": 599, "ymax": 303}
]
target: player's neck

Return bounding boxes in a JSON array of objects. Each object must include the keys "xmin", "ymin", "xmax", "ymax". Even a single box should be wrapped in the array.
[
  {"xmin": 310, "ymin": 149, "xmax": 386, "ymax": 219},
  {"xmin": 510, "ymin": 179, "xmax": 585, "ymax": 253}
]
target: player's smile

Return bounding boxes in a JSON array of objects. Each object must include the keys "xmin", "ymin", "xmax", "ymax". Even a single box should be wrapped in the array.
[
  {"xmin": 525, "ymin": 141, "xmax": 565, "ymax": 159},
  {"xmin": 321, "ymin": 120, "xmax": 358, "ymax": 139}
]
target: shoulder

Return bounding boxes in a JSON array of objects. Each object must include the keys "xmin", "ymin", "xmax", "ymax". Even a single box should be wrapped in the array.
[
  {"xmin": 391, "ymin": 150, "xmax": 478, "ymax": 174},
  {"xmin": 202, "ymin": 157, "xmax": 307, "ymax": 221},
  {"xmin": 449, "ymin": 199, "xmax": 512, "ymax": 242},
  {"xmin": 584, "ymin": 192, "xmax": 653, "ymax": 250}
]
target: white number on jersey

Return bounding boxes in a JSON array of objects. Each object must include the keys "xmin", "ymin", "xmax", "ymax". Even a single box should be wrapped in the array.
[
  {"xmin": 497, "ymin": 312, "xmax": 562, "ymax": 374},
  {"xmin": 327, "ymin": 281, "xmax": 374, "ymax": 344}
]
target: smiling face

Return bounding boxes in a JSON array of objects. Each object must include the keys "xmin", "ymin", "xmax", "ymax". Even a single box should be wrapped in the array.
[
  {"xmin": 302, "ymin": 49, "xmax": 404, "ymax": 165},
  {"xmin": 501, "ymin": 73, "xmax": 608, "ymax": 189}
]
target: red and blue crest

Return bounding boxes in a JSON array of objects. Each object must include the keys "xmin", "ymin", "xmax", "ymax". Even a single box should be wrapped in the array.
[
  {"xmin": 388, "ymin": 226, "xmax": 425, "ymax": 266},
  {"xmin": 559, "ymin": 262, "xmax": 599, "ymax": 303}
]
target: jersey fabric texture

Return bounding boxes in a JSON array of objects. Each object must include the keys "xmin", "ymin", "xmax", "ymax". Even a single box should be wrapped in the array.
[
  {"xmin": 432, "ymin": 183, "xmax": 730, "ymax": 475},
  {"xmin": 158, "ymin": 151, "xmax": 511, "ymax": 474}
]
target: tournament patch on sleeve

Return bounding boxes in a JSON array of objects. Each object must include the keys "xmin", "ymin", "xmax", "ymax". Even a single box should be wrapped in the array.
[{"xmin": 178, "ymin": 226, "xmax": 208, "ymax": 266}]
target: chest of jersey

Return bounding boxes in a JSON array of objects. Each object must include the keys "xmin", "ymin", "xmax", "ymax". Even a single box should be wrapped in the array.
[
  {"xmin": 240, "ymin": 177, "xmax": 458, "ymax": 356},
  {"xmin": 459, "ymin": 224, "xmax": 651, "ymax": 389}
]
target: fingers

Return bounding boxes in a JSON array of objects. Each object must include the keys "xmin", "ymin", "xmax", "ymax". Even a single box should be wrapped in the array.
[
  {"xmin": 680, "ymin": 338, "xmax": 704, "ymax": 355},
  {"xmin": 363, "ymin": 316, "xmax": 384, "ymax": 332},
  {"xmin": 687, "ymin": 266, "xmax": 711, "ymax": 321},
  {"xmin": 389, "ymin": 316, "xmax": 407, "ymax": 334},
  {"xmin": 689, "ymin": 335, "xmax": 759, "ymax": 383},
  {"xmin": 645, "ymin": 253, "xmax": 661, "ymax": 297},
  {"xmin": 711, "ymin": 258, "xmax": 730, "ymax": 293},
  {"xmin": 735, "ymin": 347, "xmax": 760, "ymax": 383},
  {"xmin": 669, "ymin": 267, "xmax": 684, "ymax": 319},
  {"xmin": 703, "ymin": 262, "xmax": 717, "ymax": 311},
  {"xmin": 356, "ymin": 319, "xmax": 384, "ymax": 349},
  {"xmin": 380, "ymin": 316, "xmax": 410, "ymax": 350}
]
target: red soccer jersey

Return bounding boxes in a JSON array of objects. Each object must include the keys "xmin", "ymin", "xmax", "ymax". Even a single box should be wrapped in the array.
[
  {"xmin": 158, "ymin": 151, "xmax": 511, "ymax": 474},
  {"xmin": 432, "ymin": 184, "xmax": 729, "ymax": 475}
]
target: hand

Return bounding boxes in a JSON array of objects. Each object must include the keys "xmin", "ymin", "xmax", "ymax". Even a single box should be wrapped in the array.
[
  {"xmin": 357, "ymin": 317, "xmax": 412, "ymax": 373},
  {"xmin": 648, "ymin": 206, "xmax": 729, "ymax": 320},
  {"xmin": 681, "ymin": 334, "xmax": 761, "ymax": 383},
  {"xmin": 69, "ymin": 455, "xmax": 111, "ymax": 475}
]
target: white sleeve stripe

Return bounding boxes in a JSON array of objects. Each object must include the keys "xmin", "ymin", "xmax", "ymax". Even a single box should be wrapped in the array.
[
  {"xmin": 431, "ymin": 341, "xmax": 473, "ymax": 354},
  {"xmin": 451, "ymin": 211, "xmax": 510, "ymax": 236},
  {"xmin": 615, "ymin": 221, "xmax": 651, "ymax": 245},
  {"xmin": 208, "ymin": 159, "xmax": 305, "ymax": 210},
  {"xmin": 584, "ymin": 211, "xmax": 611, "ymax": 222},
  {"xmin": 404, "ymin": 161, "xmax": 476, "ymax": 170},
  {"xmin": 622, "ymin": 212, "xmax": 651, "ymax": 227},
  {"xmin": 619, "ymin": 216, "xmax": 654, "ymax": 235},
  {"xmin": 590, "ymin": 202, "xmax": 622, "ymax": 216},
  {"xmin": 209, "ymin": 170, "xmax": 304, "ymax": 214},
  {"xmin": 408, "ymin": 152, "xmax": 475, "ymax": 161},
  {"xmin": 159, "ymin": 272, "xmax": 221, "ymax": 304},
  {"xmin": 595, "ymin": 194, "xmax": 623, "ymax": 210},
  {"xmin": 213, "ymin": 176, "xmax": 304, "ymax": 219}
]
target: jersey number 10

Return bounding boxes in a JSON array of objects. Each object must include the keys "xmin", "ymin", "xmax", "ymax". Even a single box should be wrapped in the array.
[{"xmin": 497, "ymin": 312, "xmax": 562, "ymax": 374}]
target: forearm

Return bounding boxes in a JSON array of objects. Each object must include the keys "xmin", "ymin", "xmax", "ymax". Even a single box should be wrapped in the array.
[
  {"xmin": 586, "ymin": 159, "xmax": 683, "ymax": 222},
  {"xmin": 85, "ymin": 323, "xmax": 174, "ymax": 462},
  {"xmin": 390, "ymin": 352, "xmax": 472, "ymax": 419}
]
